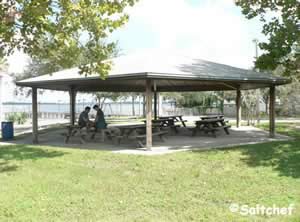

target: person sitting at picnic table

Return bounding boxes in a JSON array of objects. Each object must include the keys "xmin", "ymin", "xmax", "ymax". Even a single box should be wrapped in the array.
[
  {"xmin": 93, "ymin": 105, "xmax": 107, "ymax": 130},
  {"xmin": 78, "ymin": 106, "xmax": 93, "ymax": 128}
]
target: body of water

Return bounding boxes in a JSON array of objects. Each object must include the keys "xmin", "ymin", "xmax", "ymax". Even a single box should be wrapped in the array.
[{"xmin": 3, "ymin": 102, "xmax": 173, "ymax": 116}]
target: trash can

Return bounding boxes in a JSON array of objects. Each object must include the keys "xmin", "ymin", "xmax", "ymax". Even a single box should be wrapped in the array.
[{"xmin": 1, "ymin": 121, "xmax": 14, "ymax": 140}]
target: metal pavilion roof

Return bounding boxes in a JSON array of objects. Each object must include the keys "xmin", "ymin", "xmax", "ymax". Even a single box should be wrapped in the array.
[{"xmin": 16, "ymin": 52, "xmax": 290, "ymax": 92}]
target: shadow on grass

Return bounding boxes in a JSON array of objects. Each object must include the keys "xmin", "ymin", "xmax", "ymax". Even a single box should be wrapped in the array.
[
  {"xmin": 192, "ymin": 123, "xmax": 300, "ymax": 179},
  {"xmin": 240, "ymin": 124, "xmax": 300, "ymax": 178},
  {"xmin": 0, "ymin": 162, "xmax": 18, "ymax": 173},
  {"xmin": 0, "ymin": 145, "xmax": 67, "ymax": 173},
  {"xmin": 240, "ymin": 140, "xmax": 300, "ymax": 178}
]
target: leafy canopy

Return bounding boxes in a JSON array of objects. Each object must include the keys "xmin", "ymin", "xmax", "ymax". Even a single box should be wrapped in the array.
[
  {"xmin": 0, "ymin": 0, "xmax": 136, "ymax": 78},
  {"xmin": 235, "ymin": 0, "xmax": 300, "ymax": 78},
  {"xmin": 163, "ymin": 92, "xmax": 222, "ymax": 108}
]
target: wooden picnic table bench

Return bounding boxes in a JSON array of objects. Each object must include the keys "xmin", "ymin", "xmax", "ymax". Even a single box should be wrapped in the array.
[
  {"xmin": 158, "ymin": 115, "xmax": 187, "ymax": 127},
  {"xmin": 200, "ymin": 115, "xmax": 224, "ymax": 120},
  {"xmin": 62, "ymin": 125, "xmax": 114, "ymax": 144},
  {"xmin": 128, "ymin": 131, "xmax": 168, "ymax": 148},
  {"xmin": 62, "ymin": 125, "xmax": 87, "ymax": 144},
  {"xmin": 143, "ymin": 119, "xmax": 181, "ymax": 133},
  {"xmin": 192, "ymin": 118, "xmax": 231, "ymax": 137},
  {"xmin": 118, "ymin": 124, "xmax": 155, "ymax": 137},
  {"xmin": 116, "ymin": 124, "xmax": 168, "ymax": 147}
]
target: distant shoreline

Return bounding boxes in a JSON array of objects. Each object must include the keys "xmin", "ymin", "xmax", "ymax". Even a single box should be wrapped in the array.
[{"xmin": 3, "ymin": 101, "xmax": 165, "ymax": 105}]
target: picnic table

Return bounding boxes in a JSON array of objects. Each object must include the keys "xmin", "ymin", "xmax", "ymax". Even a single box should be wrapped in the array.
[
  {"xmin": 192, "ymin": 118, "xmax": 230, "ymax": 137},
  {"xmin": 63, "ymin": 125, "xmax": 86, "ymax": 144},
  {"xmin": 63, "ymin": 125, "xmax": 113, "ymax": 144},
  {"xmin": 116, "ymin": 124, "xmax": 168, "ymax": 148},
  {"xmin": 158, "ymin": 115, "xmax": 187, "ymax": 127},
  {"xmin": 200, "ymin": 115, "xmax": 224, "ymax": 120},
  {"xmin": 118, "ymin": 124, "xmax": 150, "ymax": 137},
  {"xmin": 143, "ymin": 119, "xmax": 181, "ymax": 133}
]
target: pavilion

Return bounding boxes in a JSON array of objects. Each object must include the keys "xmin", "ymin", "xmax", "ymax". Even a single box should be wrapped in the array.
[{"xmin": 16, "ymin": 52, "xmax": 290, "ymax": 149}]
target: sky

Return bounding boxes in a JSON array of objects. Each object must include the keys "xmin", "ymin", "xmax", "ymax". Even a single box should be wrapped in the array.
[
  {"xmin": 6, "ymin": 0, "xmax": 267, "ymax": 102},
  {"xmin": 110, "ymin": 0, "xmax": 265, "ymax": 68}
]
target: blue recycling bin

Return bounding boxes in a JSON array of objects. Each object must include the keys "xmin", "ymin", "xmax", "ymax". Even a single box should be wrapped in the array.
[{"xmin": 1, "ymin": 121, "xmax": 14, "ymax": 140}]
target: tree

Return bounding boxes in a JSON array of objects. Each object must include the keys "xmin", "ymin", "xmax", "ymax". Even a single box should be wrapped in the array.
[
  {"xmin": 15, "ymin": 58, "xmax": 59, "ymax": 81},
  {"xmin": 223, "ymin": 90, "xmax": 259, "ymax": 125},
  {"xmin": 0, "ymin": 0, "xmax": 136, "ymax": 78},
  {"xmin": 235, "ymin": 0, "xmax": 300, "ymax": 77},
  {"xmin": 242, "ymin": 90, "xmax": 257, "ymax": 126},
  {"xmin": 13, "ymin": 57, "xmax": 52, "ymax": 97},
  {"xmin": 121, "ymin": 92, "xmax": 142, "ymax": 116},
  {"xmin": 276, "ymin": 82, "xmax": 300, "ymax": 116},
  {"xmin": 94, "ymin": 92, "xmax": 121, "ymax": 109},
  {"xmin": 14, "ymin": 35, "xmax": 122, "ymax": 98},
  {"xmin": 0, "ymin": 57, "xmax": 8, "ymax": 72},
  {"xmin": 163, "ymin": 92, "xmax": 223, "ymax": 114}
]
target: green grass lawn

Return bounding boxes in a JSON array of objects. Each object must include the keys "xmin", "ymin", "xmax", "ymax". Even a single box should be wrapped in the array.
[{"xmin": 0, "ymin": 123, "xmax": 299, "ymax": 221}]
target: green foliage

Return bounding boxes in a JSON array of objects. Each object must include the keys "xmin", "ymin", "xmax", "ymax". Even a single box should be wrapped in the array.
[
  {"xmin": 6, "ymin": 114, "xmax": 15, "ymax": 123},
  {"xmin": 163, "ymin": 92, "xmax": 224, "ymax": 114},
  {"xmin": 0, "ymin": 56, "xmax": 8, "ymax": 72},
  {"xmin": 163, "ymin": 92, "xmax": 221, "ymax": 108},
  {"xmin": 6, "ymin": 112, "xmax": 27, "ymax": 124},
  {"xmin": 235, "ymin": 0, "xmax": 300, "ymax": 78},
  {"xmin": 276, "ymin": 81, "xmax": 300, "ymax": 116},
  {"xmin": 15, "ymin": 58, "xmax": 58, "ymax": 81},
  {"xmin": 0, "ymin": 0, "xmax": 137, "ymax": 78},
  {"xmin": 14, "ymin": 41, "xmax": 120, "ymax": 97}
]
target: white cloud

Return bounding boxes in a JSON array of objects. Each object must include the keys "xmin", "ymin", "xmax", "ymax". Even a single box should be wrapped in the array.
[
  {"xmin": 7, "ymin": 51, "xmax": 30, "ymax": 74},
  {"xmin": 7, "ymin": 0, "xmax": 265, "ymax": 73},
  {"xmin": 118, "ymin": 0, "xmax": 265, "ymax": 69}
]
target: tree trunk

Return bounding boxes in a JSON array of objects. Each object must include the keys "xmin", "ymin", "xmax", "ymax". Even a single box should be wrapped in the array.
[
  {"xmin": 132, "ymin": 96, "xmax": 135, "ymax": 116},
  {"xmin": 256, "ymin": 89, "xmax": 260, "ymax": 125},
  {"xmin": 97, "ymin": 96, "xmax": 101, "ymax": 105},
  {"xmin": 142, "ymin": 95, "xmax": 146, "ymax": 118},
  {"xmin": 265, "ymin": 96, "xmax": 269, "ymax": 115},
  {"xmin": 100, "ymin": 98, "xmax": 106, "ymax": 109}
]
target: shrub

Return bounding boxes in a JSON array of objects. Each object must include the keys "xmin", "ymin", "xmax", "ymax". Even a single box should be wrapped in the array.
[
  {"xmin": 6, "ymin": 112, "xmax": 27, "ymax": 125},
  {"xmin": 7, "ymin": 113, "xmax": 17, "ymax": 122}
]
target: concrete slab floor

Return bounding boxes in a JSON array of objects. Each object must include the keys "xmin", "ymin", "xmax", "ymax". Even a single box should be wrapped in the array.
[{"xmin": 0, "ymin": 125, "xmax": 292, "ymax": 156}]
